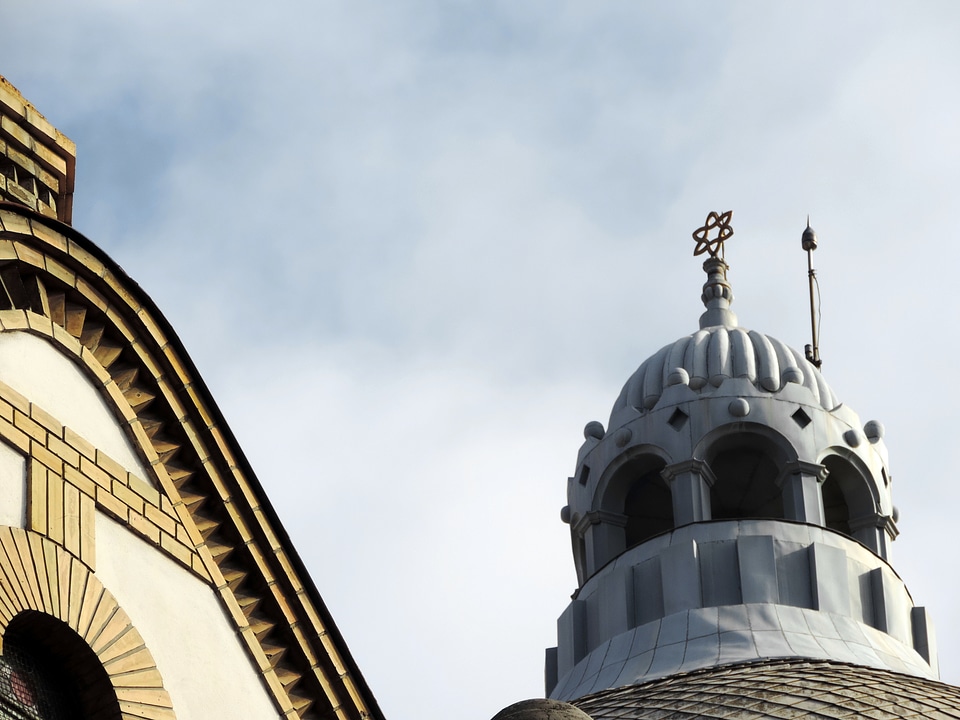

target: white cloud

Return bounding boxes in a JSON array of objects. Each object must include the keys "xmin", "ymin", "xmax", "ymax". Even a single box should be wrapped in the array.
[{"xmin": 5, "ymin": 3, "xmax": 960, "ymax": 718}]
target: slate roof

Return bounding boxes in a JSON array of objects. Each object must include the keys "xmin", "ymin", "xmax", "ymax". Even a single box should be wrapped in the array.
[{"xmin": 573, "ymin": 658, "xmax": 960, "ymax": 719}]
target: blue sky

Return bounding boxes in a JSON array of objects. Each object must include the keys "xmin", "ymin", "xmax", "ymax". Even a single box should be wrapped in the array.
[{"xmin": 5, "ymin": 3, "xmax": 960, "ymax": 718}]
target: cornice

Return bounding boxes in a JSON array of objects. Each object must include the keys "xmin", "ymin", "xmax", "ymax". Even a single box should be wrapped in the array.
[{"xmin": 0, "ymin": 201, "xmax": 383, "ymax": 720}]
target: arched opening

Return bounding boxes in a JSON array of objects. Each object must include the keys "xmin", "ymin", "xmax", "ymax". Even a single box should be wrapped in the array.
[
  {"xmin": 0, "ymin": 612, "xmax": 120, "ymax": 720},
  {"xmin": 607, "ymin": 455, "xmax": 672, "ymax": 549},
  {"xmin": 624, "ymin": 468, "xmax": 672, "ymax": 548},
  {"xmin": 821, "ymin": 454, "xmax": 878, "ymax": 541},
  {"xmin": 707, "ymin": 437, "xmax": 786, "ymax": 521}
]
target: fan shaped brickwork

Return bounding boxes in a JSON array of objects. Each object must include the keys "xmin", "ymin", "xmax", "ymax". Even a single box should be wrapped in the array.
[
  {"xmin": 0, "ymin": 525, "xmax": 174, "ymax": 719},
  {"xmin": 0, "ymin": 204, "xmax": 380, "ymax": 720}
]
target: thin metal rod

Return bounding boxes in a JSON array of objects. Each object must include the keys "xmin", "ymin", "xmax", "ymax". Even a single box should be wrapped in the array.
[{"xmin": 806, "ymin": 248, "xmax": 821, "ymax": 368}]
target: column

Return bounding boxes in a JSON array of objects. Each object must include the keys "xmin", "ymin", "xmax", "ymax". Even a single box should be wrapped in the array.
[
  {"xmin": 661, "ymin": 460, "xmax": 715, "ymax": 526},
  {"xmin": 777, "ymin": 460, "xmax": 827, "ymax": 525}
]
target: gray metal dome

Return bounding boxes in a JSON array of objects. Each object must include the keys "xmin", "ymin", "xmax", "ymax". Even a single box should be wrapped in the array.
[
  {"xmin": 610, "ymin": 325, "xmax": 839, "ymax": 422},
  {"xmin": 547, "ymin": 229, "xmax": 934, "ymax": 708}
]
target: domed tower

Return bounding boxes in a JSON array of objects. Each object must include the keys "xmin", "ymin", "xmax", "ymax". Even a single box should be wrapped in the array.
[{"xmin": 545, "ymin": 214, "xmax": 942, "ymax": 712}]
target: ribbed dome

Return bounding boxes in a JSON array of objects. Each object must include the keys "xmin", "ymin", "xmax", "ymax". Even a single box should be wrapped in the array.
[{"xmin": 611, "ymin": 325, "xmax": 838, "ymax": 418}]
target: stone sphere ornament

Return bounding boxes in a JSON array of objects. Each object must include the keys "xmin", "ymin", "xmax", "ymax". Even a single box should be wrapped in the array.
[{"xmin": 492, "ymin": 699, "xmax": 593, "ymax": 720}]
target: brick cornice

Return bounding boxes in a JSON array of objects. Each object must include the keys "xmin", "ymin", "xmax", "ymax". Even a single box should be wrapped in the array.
[{"xmin": 0, "ymin": 205, "xmax": 382, "ymax": 720}]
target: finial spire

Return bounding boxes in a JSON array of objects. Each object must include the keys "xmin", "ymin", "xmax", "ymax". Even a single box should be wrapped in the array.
[
  {"xmin": 802, "ymin": 217, "xmax": 822, "ymax": 368},
  {"xmin": 693, "ymin": 211, "xmax": 738, "ymax": 328}
]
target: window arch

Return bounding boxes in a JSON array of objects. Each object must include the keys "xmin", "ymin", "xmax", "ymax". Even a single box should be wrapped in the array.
[
  {"xmin": 0, "ymin": 528, "xmax": 174, "ymax": 720},
  {"xmin": 0, "ymin": 612, "xmax": 119, "ymax": 720},
  {"xmin": 821, "ymin": 453, "xmax": 882, "ymax": 554},
  {"xmin": 702, "ymin": 428, "xmax": 794, "ymax": 521},
  {"xmin": 623, "ymin": 458, "xmax": 672, "ymax": 548},
  {"xmin": 600, "ymin": 453, "xmax": 672, "ymax": 550}
]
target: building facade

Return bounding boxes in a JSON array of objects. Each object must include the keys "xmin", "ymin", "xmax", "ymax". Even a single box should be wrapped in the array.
[
  {"xmin": 497, "ymin": 214, "xmax": 960, "ymax": 719},
  {"xmin": 0, "ymin": 76, "xmax": 383, "ymax": 719}
]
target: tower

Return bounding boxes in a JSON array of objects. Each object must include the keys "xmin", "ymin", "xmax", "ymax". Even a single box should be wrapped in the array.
[
  {"xmin": 527, "ymin": 213, "xmax": 960, "ymax": 718},
  {"xmin": 0, "ymin": 76, "xmax": 383, "ymax": 718}
]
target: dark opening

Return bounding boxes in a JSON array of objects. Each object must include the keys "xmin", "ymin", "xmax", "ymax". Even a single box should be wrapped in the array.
[
  {"xmin": 710, "ymin": 446, "xmax": 784, "ymax": 520},
  {"xmin": 0, "ymin": 612, "xmax": 120, "ymax": 720},
  {"xmin": 821, "ymin": 455, "xmax": 875, "ymax": 540},
  {"xmin": 0, "ymin": 158, "xmax": 14, "ymax": 182},
  {"xmin": 621, "ymin": 457, "xmax": 672, "ymax": 548}
]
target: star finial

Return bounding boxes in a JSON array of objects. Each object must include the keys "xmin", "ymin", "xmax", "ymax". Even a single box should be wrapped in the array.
[
  {"xmin": 693, "ymin": 211, "xmax": 737, "ymax": 329},
  {"xmin": 692, "ymin": 210, "xmax": 734, "ymax": 259}
]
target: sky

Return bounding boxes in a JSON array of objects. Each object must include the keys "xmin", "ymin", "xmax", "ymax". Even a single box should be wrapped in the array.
[{"xmin": 4, "ymin": 2, "xmax": 960, "ymax": 718}]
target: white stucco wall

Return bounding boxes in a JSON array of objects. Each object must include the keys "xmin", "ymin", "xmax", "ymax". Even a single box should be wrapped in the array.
[
  {"xmin": 96, "ymin": 514, "xmax": 281, "ymax": 719},
  {"xmin": 0, "ymin": 332, "xmax": 151, "ymax": 481}
]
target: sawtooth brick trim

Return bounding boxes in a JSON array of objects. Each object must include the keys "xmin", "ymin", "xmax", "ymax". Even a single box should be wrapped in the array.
[{"xmin": 0, "ymin": 209, "xmax": 380, "ymax": 720}]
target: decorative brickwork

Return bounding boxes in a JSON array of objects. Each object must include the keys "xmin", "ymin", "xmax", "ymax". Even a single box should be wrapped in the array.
[
  {"xmin": 0, "ymin": 205, "xmax": 379, "ymax": 719},
  {"xmin": 0, "ymin": 526, "xmax": 175, "ymax": 719},
  {"xmin": 0, "ymin": 78, "xmax": 75, "ymax": 225},
  {"xmin": 0, "ymin": 375, "xmax": 202, "ymax": 577}
]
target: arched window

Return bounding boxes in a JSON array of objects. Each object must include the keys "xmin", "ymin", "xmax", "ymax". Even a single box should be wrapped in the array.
[
  {"xmin": 708, "ymin": 440, "xmax": 785, "ymax": 521},
  {"xmin": 0, "ymin": 612, "xmax": 120, "ymax": 720},
  {"xmin": 603, "ymin": 455, "xmax": 672, "ymax": 549},
  {"xmin": 623, "ymin": 463, "xmax": 672, "ymax": 548},
  {"xmin": 821, "ymin": 464, "xmax": 852, "ymax": 536},
  {"xmin": 821, "ymin": 454, "xmax": 880, "ymax": 552}
]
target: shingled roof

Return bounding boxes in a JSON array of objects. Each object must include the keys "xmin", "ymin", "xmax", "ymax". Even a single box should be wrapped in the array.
[{"xmin": 573, "ymin": 658, "xmax": 960, "ymax": 720}]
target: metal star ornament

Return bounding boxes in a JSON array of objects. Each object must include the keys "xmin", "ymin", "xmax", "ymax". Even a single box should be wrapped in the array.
[{"xmin": 692, "ymin": 210, "xmax": 734, "ymax": 258}]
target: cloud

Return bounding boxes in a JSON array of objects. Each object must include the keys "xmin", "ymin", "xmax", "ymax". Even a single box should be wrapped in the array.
[{"xmin": 5, "ymin": 3, "xmax": 960, "ymax": 718}]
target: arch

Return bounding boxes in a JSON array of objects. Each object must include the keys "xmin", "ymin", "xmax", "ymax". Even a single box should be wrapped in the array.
[
  {"xmin": 2, "ymin": 611, "xmax": 119, "ymax": 719},
  {"xmin": 696, "ymin": 424, "xmax": 798, "ymax": 521},
  {"xmin": 596, "ymin": 445, "xmax": 673, "ymax": 514},
  {"xmin": 586, "ymin": 447, "xmax": 673, "ymax": 571},
  {"xmin": 819, "ymin": 449, "xmax": 884, "ymax": 554},
  {"xmin": 621, "ymin": 458, "xmax": 672, "ymax": 548},
  {"xmin": 0, "ymin": 527, "xmax": 175, "ymax": 719}
]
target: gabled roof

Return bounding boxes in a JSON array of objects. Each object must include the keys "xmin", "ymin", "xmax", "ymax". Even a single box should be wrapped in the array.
[{"xmin": 0, "ymin": 199, "xmax": 384, "ymax": 720}]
